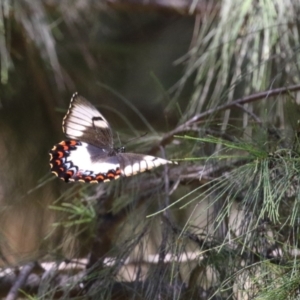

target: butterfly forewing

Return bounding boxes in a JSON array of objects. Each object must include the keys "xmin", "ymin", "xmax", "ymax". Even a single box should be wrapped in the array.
[
  {"xmin": 50, "ymin": 92, "xmax": 177, "ymax": 183},
  {"xmin": 63, "ymin": 93, "xmax": 113, "ymax": 149}
]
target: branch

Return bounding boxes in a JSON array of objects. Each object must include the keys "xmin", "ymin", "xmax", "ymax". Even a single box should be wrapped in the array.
[
  {"xmin": 5, "ymin": 262, "xmax": 38, "ymax": 300},
  {"xmin": 149, "ymin": 84, "xmax": 300, "ymax": 155}
]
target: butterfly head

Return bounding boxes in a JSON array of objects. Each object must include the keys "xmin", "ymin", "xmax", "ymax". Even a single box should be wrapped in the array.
[{"xmin": 116, "ymin": 146, "xmax": 125, "ymax": 153}]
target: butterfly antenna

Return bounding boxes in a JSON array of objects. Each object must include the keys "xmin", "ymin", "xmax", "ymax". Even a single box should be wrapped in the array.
[
  {"xmin": 123, "ymin": 132, "xmax": 148, "ymax": 146},
  {"xmin": 115, "ymin": 132, "xmax": 148, "ymax": 153}
]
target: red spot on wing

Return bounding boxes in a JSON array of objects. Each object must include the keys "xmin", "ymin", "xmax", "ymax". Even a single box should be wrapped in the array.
[
  {"xmin": 69, "ymin": 140, "xmax": 77, "ymax": 146},
  {"xmin": 50, "ymin": 140, "xmax": 123, "ymax": 184},
  {"xmin": 96, "ymin": 175, "xmax": 105, "ymax": 181},
  {"xmin": 57, "ymin": 151, "xmax": 64, "ymax": 158}
]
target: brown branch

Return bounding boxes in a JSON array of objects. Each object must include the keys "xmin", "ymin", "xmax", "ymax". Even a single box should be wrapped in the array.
[
  {"xmin": 5, "ymin": 262, "xmax": 38, "ymax": 300},
  {"xmin": 235, "ymin": 103, "xmax": 263, "ymax": 125},
  {"xmin": 0, "ymin": 267, "xmax": 83, "ymax": 299},
  {"xmin": 149, "ymin": 84, "xmax": 300, "ymax": 155}
]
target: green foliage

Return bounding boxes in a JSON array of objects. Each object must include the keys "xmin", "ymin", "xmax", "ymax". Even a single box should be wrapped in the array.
[{"xmin": 50, "ymin": 200, "xmax": 96, "ymax": 228}]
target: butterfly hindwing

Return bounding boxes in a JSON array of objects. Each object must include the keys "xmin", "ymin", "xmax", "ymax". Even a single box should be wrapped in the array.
[{"xmin": 49, "ymin": 140, "xmax": 121, "ymax": 183}]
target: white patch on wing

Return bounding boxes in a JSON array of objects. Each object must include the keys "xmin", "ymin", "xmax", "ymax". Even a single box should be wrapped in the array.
[
  {"xmin": 65, "ymin": 128, "xmax": 84, "ymax": 137},
  {"xmin": 66, "ymin": 123, "xmax": 88, "ymax": 132},
  {"xmin": 123, "ymin": 164, "xmax": 132, "ymax": 176},
  {"xmin": 139, "ymin": 160, "xmax": 148, "ymax": 172},
  {"xmin": 130, "ymin": 162, "xmax": 138, "ymax": 174},
  {"xmin": 154, "ymin": 159, "xmax": 163, "ymax": 167},
  {"xmin": 93, "ymin": 119, "xmax": 110, "ymax": 129},
  {"xmin": 68, "ymin": 142, "xmax": 119, "ymax": 173},
  {"xmin": 67, "ymin": 115, "xmax": 93, "ymax": 126},
  {"xmin": 144, "ymin": 156, "xmax": 171, "ymax": 166},
  {"xmin": 75, "ymin": 104, "xmax": 99, "ymax": 117},
  {"xmin": 122, "ymin": 155, "xmax": 172, "ymax": 176}
]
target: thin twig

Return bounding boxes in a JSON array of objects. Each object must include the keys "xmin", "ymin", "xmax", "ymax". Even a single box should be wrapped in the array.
[{"xmin": 235, "ymin": 103, "xmax": 262, "ymax": 125}]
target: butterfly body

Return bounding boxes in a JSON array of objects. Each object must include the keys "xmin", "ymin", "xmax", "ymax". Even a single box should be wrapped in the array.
[{"xmin": 49, "ymin": 93, "xmax": 176, "ymax": 183}]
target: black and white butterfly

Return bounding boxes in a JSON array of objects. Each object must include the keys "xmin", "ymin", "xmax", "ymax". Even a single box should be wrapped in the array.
[{"xmin": 49, "ymin": 93, "xmax": 176, "ymax": 183}]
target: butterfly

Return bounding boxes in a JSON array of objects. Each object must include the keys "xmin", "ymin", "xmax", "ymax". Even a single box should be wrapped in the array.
[{"xmin": 49, "ymin": 93, "xmax": 176, "ymax": 183}]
